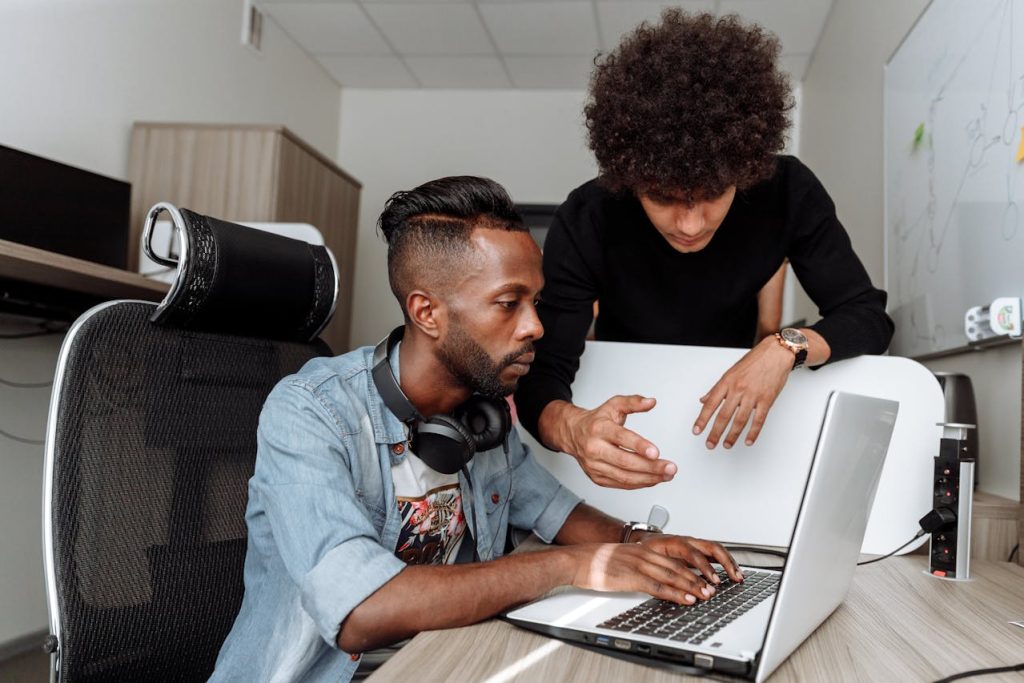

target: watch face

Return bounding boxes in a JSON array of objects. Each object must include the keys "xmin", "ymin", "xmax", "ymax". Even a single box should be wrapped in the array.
[{"xmin": 781, "ymin": 328, "xmax": 808, "ymax": 345}]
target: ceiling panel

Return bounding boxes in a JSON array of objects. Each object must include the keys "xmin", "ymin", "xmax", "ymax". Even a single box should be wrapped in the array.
[
  {"xmin": 719, "ymin": 0, "xmax": 832, "ymax": 55},
  {"xmin": 317, "ymin": 54, "xmax": 419, "ymax": 87},
  {"xmin": 595, "ymin": 1, "xmax": 714, "ymax": 51},
  {"xmin": 364, "ymin": 3, "xmax": 495, "ymax": 55},
  {"xmin": 259, "ymin": 0, "xmax": 833, "ymax": 88},
  {"xmin": 504, "ymin": 55, "xmax": 594, "ymax": 88},
  {"xmin": 261, "ymin": 2, "xmax": 392, "ymax": 54},
  {"xmin": 405, "ymin": 56, "xmax": 512, "ymax": 88},
  {"xmin": 478, "ymin": 1, "xmax": 599, "ymax": 56}
]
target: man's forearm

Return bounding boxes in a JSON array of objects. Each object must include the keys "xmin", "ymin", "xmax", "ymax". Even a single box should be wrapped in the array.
[
  {"xmin": 339, "ymin": 547, "xmax": 574, "ymax": 653},
  {"xmin": 554, "ymin": 502, "xmax": 624, "ymax": 545}
]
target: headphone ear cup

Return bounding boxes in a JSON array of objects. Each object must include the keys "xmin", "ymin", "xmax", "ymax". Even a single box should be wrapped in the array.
[
  {"xmin": 457, "ymin": 396, "xmax": 512, "ymax": 452},
  {"xmin": 414, "ymin": 415, "xmax": 477, "ymax": 475}
]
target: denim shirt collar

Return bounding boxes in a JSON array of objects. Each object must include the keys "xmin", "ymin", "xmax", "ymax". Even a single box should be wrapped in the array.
[{"xmin": 363, "ymin": 340, "xmax": 412, "ymax": 462}]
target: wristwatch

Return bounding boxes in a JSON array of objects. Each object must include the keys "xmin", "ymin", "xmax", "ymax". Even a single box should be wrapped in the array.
[
  {"xmin": 774, "ymin": 328, "xmax": 809, "ymax": 370},
  {"xmin": 620, "ymin": 521, "xmax": 663, "ymax": 543}
]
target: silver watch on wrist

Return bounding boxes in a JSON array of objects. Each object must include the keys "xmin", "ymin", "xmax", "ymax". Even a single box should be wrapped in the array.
[{"xmin": 620, "ymin": 504, "xmax": 670, "ymax": 543}]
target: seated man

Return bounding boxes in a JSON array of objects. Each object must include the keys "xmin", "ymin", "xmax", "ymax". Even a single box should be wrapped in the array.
[{"xmin": 211, "ymin": 176, "xmax": 742, "ymax": 682}]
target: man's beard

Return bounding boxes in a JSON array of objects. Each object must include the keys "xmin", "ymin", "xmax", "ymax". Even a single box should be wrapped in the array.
[{"xmin": 437, "ymin": 324, "xmax": 533, "ymax": 398}]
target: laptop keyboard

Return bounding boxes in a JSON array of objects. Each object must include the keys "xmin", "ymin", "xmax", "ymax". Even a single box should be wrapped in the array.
[{"xmin": 596, "ymin": 568, "xmax": 779, "ymax": 646}]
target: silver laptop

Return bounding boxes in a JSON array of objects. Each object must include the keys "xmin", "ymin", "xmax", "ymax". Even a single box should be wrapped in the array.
[{"xmin": 505, "ymin": 391, "xmax": 898, "ymax": 682}]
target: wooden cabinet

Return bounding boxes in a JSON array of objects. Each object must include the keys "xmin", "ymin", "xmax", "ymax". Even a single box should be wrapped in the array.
[{"xmin": 128, "ymin": 123, "xmax": 360, "ymax": 353}]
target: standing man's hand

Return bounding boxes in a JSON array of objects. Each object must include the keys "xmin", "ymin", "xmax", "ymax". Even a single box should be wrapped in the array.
[
  {"xmin": 693, "ymin": 328, "xmax": 830, "ymax": 449},
  {"xmin": 538, "ymin": 396, "xmax": 675, "ymax": 489}
]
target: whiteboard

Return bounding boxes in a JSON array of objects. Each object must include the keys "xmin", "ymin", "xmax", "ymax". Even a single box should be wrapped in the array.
[
  {"xmin": 884, "ymin": 0, "xmax": 1024, "ymax": 357},
  {"xmin": 522, "ymin": 341, "xmax": 944, "ymax": 555}
]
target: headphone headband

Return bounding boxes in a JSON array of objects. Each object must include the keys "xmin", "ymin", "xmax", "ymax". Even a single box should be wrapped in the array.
[{"xmin": 371, "ymin": 327, "xmax": 421, "ymax": 424}]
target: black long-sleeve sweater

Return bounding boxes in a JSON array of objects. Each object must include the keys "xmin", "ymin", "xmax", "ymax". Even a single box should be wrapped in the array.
[{"xmin": 514, "ymin": 155, "xmax": 895, "ymax": 441}]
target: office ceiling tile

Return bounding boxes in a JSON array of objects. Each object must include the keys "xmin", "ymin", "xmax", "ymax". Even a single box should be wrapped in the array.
[
  {"xmin": 405, "ymin": 56, "xmax": 512, "ymax": 88},
  {"xmin": 595, "ymin": 1, "xmax": 714, "ymax": 51},
  {"xmin": 478, "ymin": 1, "xmax": 599, "ymax": 56},
  {"xmin": 364, "ymin": 3, "xmax": 494, "ymax": 55},
  {"xmin": 504, "ymin": 55, "xmax": 594, "ymax": 88},
  {"xmin": 719, "ymin": 0, "xmax": 832, "ymax": 55},
  {"xmin": 261, "ymin": 2, "xmax": 391, "ymax": 54},
  {"xmin": 317, "ymin": 54, "xmax": 420, "ymax": 87}
]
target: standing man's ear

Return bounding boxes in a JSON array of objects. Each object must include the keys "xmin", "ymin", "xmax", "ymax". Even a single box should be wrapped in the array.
[{"xmin": 407, "ymin": 290, "xmax": 444, "ymax": 340}]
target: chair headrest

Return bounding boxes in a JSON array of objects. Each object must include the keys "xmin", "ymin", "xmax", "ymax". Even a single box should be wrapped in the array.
[{"xmin": 143, "ymin": 202, "xmax": 337, "ymax": 342}]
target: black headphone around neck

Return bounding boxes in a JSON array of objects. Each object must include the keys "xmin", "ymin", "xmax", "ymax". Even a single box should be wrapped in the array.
[{"xmin": 371, "ymin": 327, "xmax": 512, "ymax": 475}]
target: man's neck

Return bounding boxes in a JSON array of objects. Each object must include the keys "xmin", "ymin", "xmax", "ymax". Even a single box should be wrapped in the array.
[{"xmin": 397, "ymin": 332, "xmax": 471, "ymax": 416}]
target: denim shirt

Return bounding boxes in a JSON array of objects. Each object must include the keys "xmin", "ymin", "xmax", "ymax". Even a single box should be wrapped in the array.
[{"xmin": 210, "ymin": 343, "xmax": 582, "ymax": 683}]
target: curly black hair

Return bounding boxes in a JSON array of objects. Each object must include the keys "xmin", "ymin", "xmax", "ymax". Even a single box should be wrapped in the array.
[{"xmin": 585, "ymin": 10, "xmax": 794, "ymax": 199}]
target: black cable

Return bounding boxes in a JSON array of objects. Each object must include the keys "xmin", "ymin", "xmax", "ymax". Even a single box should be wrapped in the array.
[
  {"xmin": 932, "ymin": 661, "xmax": 1024, "ymax": 683},
  {"xmin": 1009, "ymin": 543, "xmax": 1019, "ymax": 563},
  {"xmin": 0, "ymin": 377, "xmax": 52, "ymax": 388},
  {"xmin": 856, "ymin": 531, "xmax": 926, "ymax": 566},
  {"xmin": 0, "ymin": 428, "xmax": 44, "ymax": 446}
]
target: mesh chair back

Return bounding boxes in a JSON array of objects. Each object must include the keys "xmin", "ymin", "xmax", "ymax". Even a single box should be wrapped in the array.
[{"xmin": 43, "ymin": 205, "xmax": 336, "ymax": 682}]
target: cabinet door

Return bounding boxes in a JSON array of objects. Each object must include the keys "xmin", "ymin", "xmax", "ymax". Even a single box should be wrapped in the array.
[{"xmin": 128, "ymin": 125, "xmax": 277, "ymax": 271}]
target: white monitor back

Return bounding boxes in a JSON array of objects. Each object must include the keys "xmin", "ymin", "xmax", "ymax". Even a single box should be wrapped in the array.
[
  {"xmin": 520, "ymin": 342, "xmax": 943, "ymax": 554},
  {"xmin": 139, "ymin": 220, "xmax": 324, "ymax": 284}
]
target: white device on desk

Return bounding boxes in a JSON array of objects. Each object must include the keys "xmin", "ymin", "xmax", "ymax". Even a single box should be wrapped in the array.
[
  {"xmin": 506, "ymin": 391, "xmax": 898, "ymax": 682},
  {"xmin": 521, "ymin": 340, "xmax": 942, "ymax": 555}
]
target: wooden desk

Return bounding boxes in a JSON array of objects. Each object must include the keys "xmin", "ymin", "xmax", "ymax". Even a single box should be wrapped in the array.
[{"xmin": 370, "ymin": 557, "xmax": 1024, "ymax": 682}]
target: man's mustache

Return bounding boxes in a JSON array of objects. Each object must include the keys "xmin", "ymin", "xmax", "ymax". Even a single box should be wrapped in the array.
[{"xmin": 500, "ymin": 343, "xmax": 535, "ymax": 368}]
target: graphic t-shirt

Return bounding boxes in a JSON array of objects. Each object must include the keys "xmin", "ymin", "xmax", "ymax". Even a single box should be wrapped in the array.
[{"xmin": 392, "ymin": 451, "xmax": 466, "ymax": 565}]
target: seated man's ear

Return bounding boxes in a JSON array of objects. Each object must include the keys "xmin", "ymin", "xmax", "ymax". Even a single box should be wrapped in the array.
[{"xmin": 407, "ymin": 289, "xmax": 443, "ymax": 341}]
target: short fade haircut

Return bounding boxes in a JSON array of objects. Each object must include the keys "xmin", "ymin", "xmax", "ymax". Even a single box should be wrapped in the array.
[
  {"xmin": 378, "ymin": 176, "xmax": 526, "ymax": 314},
  {"xmin": 585, "ymin": 9, "xmax": 794, "ymax": 199}
]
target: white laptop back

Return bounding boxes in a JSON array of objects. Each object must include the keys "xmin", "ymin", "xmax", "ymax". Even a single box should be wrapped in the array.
[{"xmin": 756, "ymin": 391, "xmax": 897, "ymax": 681}]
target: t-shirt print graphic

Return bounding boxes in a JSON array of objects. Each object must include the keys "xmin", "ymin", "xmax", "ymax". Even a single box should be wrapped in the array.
[{"xmin": 395, "ymin": 484, "xmax": 466, "ymax": 565}]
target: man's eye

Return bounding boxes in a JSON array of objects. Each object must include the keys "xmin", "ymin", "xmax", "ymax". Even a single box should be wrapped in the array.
[{"xmin": 497, "ymin": 301, "xmax": 517, "ymax": 309}]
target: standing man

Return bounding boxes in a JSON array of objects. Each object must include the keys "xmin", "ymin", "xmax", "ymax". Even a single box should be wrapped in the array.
[
  {"xmin": 211, "ymin": 176, "xmax": 741, "ymax": 683},
  {"xmin": 515, "ymin": 10, "xmax": 894, "ymax": 489}
]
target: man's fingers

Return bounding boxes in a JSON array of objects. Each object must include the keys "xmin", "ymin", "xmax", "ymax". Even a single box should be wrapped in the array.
[
  {"xmin": 723, "ymin": 403, "xmax": 754, "ymax": 449},
  {"xmin": 705, "ymin": 397, "xmax": 739, "ymax": 448},
  {"xmin": 636, "ymin": 552, "xmax": 713, "ymax": 601},
  {"xmin": 588, "ymin": 458, "xmax": 668, "ymax": 489},
  {"xmin": 603, "ymin": 423, "xmax": 666, "ymax": 468},
  {"xmin": 693, "ymin": 540, "xmax": 744, "ymax": 583},
  {"xmin": 744, "ymin": 403, "xmax": 771, "ymax": 446},
  {"xmin": 606, "ymin": 394, "xmax": 657, "ymax": 422},
  {"xmin": 692, "ymin": 386, "xmax": 726, "ymax": 435}
]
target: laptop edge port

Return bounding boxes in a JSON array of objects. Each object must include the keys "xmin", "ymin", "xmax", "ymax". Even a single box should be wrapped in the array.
[{"xmin": 694, "ymin": 653, "xmax": 715, "ymax": 669}]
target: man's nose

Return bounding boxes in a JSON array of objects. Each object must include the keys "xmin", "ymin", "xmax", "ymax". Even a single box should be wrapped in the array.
[
  {"xmin": 675, "ymin": 205, "xmax": 705, "ymax": 236},
  {"xmin": 519, "ymin": 303, "xmax": 544, "ymax": 340}
]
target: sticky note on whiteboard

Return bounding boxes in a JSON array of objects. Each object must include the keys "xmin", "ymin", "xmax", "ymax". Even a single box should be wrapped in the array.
[{"xmin": 1017, "ymin": 126, "xmax": 1024, "ymax": 163}]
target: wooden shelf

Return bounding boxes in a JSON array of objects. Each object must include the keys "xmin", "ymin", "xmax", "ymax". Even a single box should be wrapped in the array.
[{"xmin": 0, "ymin": 238, "xmax": 168, "ymax": 303}]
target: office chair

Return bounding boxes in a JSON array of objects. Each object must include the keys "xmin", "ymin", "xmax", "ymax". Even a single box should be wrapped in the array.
[{"xmin": 41, "ymin": 203, "xmax": 338, "ymax": 682}]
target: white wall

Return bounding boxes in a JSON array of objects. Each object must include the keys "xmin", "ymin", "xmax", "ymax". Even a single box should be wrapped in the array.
[
  {"xmin": 799, "ymin": 0, "xmax": 1020, "ymax": 501},
  {"xmin": 338, "ymin": 89, "xmax": 598, "ymax": 348},
  {"xmin": 0, "ymin": 0, "xmax": 341, "ymax": 649},
  {"xmin": 0, "ymin": 0, "xmax": 341, "ymax": 179}
]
